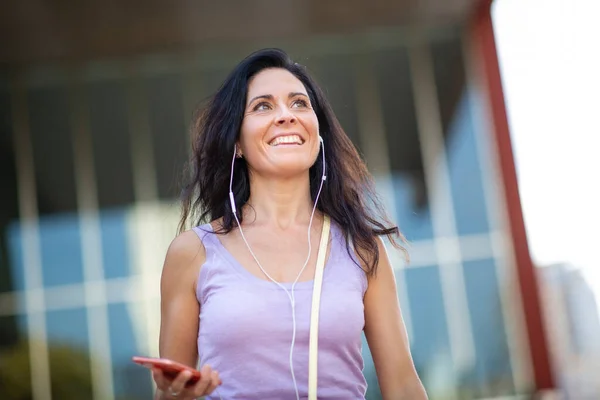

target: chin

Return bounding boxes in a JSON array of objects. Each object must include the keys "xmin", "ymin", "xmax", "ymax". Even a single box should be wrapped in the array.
[{"xmin": 269, "ymin": 161, "xmax": 313, "ymax": 179}]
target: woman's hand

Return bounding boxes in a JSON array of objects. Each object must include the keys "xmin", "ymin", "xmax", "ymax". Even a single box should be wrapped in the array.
[{"xmin": 153, "ymin": 364, "xmax": 221, "ymax": 399}]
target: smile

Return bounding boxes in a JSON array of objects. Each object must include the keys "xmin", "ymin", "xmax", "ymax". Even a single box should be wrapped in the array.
[{"xmin": 268, "ymin": 134, "xmax": 305, "ymax": 146}]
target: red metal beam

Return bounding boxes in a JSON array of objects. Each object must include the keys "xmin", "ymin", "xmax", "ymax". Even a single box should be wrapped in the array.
[{"xmin": 469, "ymin": 0, "xmax": 556, "ymax": 391}]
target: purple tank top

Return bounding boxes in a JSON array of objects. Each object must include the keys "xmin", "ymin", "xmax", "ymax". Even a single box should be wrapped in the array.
[{"xmin": 192, "ymin": 222, "xmax": 368, "ymax": 399}]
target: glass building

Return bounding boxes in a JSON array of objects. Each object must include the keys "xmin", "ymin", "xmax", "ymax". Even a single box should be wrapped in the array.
[{"xmin": 0, "ymin": 1, "xmax": 555, "ymax": 398}]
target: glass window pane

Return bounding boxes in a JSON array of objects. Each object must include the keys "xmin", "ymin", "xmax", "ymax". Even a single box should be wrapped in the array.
[
  {"xmin": 88, "ymin": 79, "xmax": 136, "ymax": 209},
  {"xmin": 406, "ymin": 266, "xmax": 453, "ymax": 382},
  {"xmin": 0, "ymin": 80, "xmax": 19, "ymax": 294},
  {"xmin": 108, "ymin": 302, "xmax": 154, "ymax": 399},
  {"xmin": 311, "ymin": 52, "xmax": 362, "ymax": 149},
  {"xmin": 46, "ymin": 307, "xmax": 93, "ymax": 399},
  {"xmin": 463, "ymin": 258, "xmax": 514, "ymax": 396},
  {"xmin": 147, "ymin": 74, "xmax": 187, "ymax": 200},
  {"xmin": 0, "ymin": 315, "xmax": 19, "ymax": 350},
  {"xmin": 7, "ymin": 215, "xmax": 85, "ymax": 291},
  {"xmin": 6, "ymin": 222, "xmax": 26, "ymax": 292},
  {"xmin": 28, "ymin": 86, "xmax": 78, "ymax": 215},
  {"xmin": 432, "ymin": 37, "xmax": 489, "ymax": 235},
  {"xmin": 374, "ymin": 47, "xmax": 434, "ymax": 241},
  {"xmin": 39, "ymin": 214, "xmax": 84, "ymax": 288},
  {"xmin": 100, "ymin": 209, "xmax": 131, "ymax": 280}
]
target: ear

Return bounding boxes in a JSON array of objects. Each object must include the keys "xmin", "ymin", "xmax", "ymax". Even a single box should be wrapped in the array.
[{"xmin": 235, "ymin": 143, "xmax": 243, "ymax": 158}]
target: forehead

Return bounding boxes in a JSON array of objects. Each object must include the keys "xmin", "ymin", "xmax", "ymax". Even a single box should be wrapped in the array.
[{"xmin": 246, "ymin": 68, "xmax": 307, "ymax": 99}]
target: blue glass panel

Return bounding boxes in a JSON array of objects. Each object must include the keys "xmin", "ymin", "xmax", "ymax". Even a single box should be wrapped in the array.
[
  {"xmin": 392, "ymin": 174, "xmax": 434, "ymax": 241},
  {"xmin": 39, "ymin": 213, "xmax": 84, "ymax": 287},
  {"xmin": 17, "ymin": 314, "xmax": 28, "ymax": 334},
  {"xmin": 46, "ymin": 307, "xmax": 89, "ymax": 349},
  {"xmin": 100, "ymin": 209, "xmax": 131, "ymax": 280},
  {"xmin": 364, "ymin": 266, "xmax": 452, "ymax": 398},
  {"xmin": 445, "ymin": 92, "xmax": 489, "ymax": 235},
  {"xmin": 405, "ymin": 266, "xmax": 452, "ymax": 378},
  {"xmin": 108, "ymin": 303, "xmax": 153, "ymax": 399},
  {"xmin": 6, "ymin": 222, "xmax": 26, "ymax": 291},
  {"xmin": 463, "ymin": 258, "xmax": 513, "ymax": 391}
]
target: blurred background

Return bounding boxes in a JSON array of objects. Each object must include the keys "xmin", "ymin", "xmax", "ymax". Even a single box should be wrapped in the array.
[{"xmin": 0, "ymin": 0, "xmax": 598, "ymax": 399}]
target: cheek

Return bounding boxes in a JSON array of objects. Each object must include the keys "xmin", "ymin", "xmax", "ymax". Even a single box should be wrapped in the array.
[
  {"xmin": 239, "ymin": 119, "xmax": 269, "ymax": 164},
  {"xmin": 302, "ymin": 113, "xmax": 319, "ymax": 134},
  {"xmin": 239, "ymin": 119, "xmax": 263, "ymax": 146}
]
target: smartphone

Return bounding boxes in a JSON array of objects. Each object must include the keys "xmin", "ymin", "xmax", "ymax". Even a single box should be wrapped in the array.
[{"xmin": 132, "ymin": 356, "xmax": 201, "ymax": 387}]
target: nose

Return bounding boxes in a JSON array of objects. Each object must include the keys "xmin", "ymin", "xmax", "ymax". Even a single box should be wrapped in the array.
[{"xmin": 275, "ymin": 105, "xmax": 296, "ymax": 125}]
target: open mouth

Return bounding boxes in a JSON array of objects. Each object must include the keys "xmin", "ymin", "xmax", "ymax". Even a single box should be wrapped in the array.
[{"xmin": 268, "ymin": 134, "xmax": 305, "ymax": 146}]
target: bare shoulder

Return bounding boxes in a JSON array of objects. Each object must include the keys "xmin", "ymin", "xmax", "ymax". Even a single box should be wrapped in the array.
[
  {"xmin": 166, "ymin": 229, "xmax": 206, "ymax": 264},
  {"xmin": 161, "ymin": 229, "xmax": 207, "ymax": 292},
  {"xmin": 371, "ymin": 236, "xmax": 395, "ymax": 281},
  {"xmin": 358, "ymin": 236, "xmax": 395, "ymax": 286}
]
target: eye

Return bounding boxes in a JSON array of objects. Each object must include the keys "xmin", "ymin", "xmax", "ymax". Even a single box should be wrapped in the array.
[
  {"xmin": 253, "ymin": 102, "xmax": 272, "ymax": 111},
  {"xmin": 291, "ymin": 99, "xmax": 309, "ymax": 108}
]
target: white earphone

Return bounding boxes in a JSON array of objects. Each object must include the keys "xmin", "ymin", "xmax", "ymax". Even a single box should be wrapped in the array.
[{"xmin": 228, "ymin": 136, "xmax": 326, "ymax": 400}]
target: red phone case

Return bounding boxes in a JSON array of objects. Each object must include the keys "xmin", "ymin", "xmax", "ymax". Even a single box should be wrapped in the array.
[{"xmin": 132, "ymin": 356, "xmax": 201, "ymax": 387}]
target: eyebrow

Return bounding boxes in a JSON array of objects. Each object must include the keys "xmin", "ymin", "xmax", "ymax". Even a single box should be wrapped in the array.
[{"xmin": 247, "ymin": 92, "xmax": 309, "ymax": 106}]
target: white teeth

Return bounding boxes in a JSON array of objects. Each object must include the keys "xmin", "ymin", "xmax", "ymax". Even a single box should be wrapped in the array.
[{"xmin": 269, "ymin": 135, "xmax": 303, "ymax": 146}]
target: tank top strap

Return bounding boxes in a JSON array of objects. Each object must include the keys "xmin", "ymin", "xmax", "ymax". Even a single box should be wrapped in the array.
[
  {"xmin": 192, "ymin": 223, "xmax": 217, "ymax": 249},
  {"xmin": 191, "ymin": 223, "xmax": 221, "ymax": 304}
]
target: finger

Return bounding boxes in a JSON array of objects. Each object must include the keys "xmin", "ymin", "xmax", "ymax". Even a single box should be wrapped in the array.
[
  {"xmin": 204, "ymin": 370, "xmax": 221, "ymax": 395},
  {"xmin": 192, "ymin": 364, "xmax": 213, "ymax": 396},
  {"xmin": 167, "ymin": 370, "xmax": 192, "ymax": 396},
  {"xmin": 151, "ymin": 368, "xmax": 169, "ymax": 391}
]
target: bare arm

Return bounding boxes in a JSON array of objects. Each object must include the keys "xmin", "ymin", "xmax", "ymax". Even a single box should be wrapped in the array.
[
  {"xmin": 159, "ymin": 230, "xmax": 204, "ymax": 365},
  {"xmin": 364, "ymin": 238, "xmax": 428, "ymax": 400},
  {"xmin": 154, "ymin": 230, "xmax": 209, "ymax": 399}
]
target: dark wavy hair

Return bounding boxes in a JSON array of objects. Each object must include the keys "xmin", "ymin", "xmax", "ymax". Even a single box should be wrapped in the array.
[{"xmin": 179, "ymin": 48, "xmax": 405, "ymax": 275}]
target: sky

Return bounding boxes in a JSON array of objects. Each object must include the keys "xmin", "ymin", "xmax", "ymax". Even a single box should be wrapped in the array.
[{"xmin": 492, "ymin": 0, "xmax": 600, "ymax": 294}]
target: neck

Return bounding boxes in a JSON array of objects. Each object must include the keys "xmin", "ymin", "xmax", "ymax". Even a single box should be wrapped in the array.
[{"xmin": 243, "ymin": 172, "xmax": 318, "ymax": 230}]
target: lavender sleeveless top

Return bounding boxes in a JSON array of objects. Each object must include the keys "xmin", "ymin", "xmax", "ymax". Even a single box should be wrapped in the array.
[{"xmin": 192, "ymin": 222, "xmax": 368, "ymax": 399}]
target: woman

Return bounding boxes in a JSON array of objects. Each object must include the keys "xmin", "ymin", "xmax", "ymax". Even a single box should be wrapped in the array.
[{"xmin": 153, "ymin": 48, "xmax": 427, "ymax": 399}]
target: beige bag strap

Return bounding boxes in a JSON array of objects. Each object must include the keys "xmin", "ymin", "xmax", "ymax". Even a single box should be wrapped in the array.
[{"xmin": 308, "ymin": 215, "xmax": 330, "ymax": 400}]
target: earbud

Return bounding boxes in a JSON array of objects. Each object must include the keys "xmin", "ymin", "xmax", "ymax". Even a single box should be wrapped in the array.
[
  {"xmin": 229, "ymin": 192, "xmax": 237, "ymax": 213},
  {"xmin": 319, "ymin": 136, "xmax": 326, "ymax": 181},
  {"xmin": 229, "ymin": 145, "xmax": 238, "ymax": 213}
]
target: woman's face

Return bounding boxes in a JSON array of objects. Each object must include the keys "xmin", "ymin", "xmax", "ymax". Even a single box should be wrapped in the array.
[{"xmin": 239, "ymin": 68, "xmax": 320, "ymax": 179}]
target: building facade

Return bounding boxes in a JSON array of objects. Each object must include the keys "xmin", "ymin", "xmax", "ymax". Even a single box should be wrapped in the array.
[{"xmin": 0, "ymin": 1, "xmax": 554, "ymax": 398}]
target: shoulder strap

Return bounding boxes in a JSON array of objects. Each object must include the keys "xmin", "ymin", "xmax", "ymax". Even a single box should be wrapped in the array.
[{"xmin": 308, "ymin": 215, "xmax": 330, "ymax": 400}]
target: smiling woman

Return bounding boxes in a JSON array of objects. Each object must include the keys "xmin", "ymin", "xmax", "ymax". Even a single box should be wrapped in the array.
[
  {"xmin": 151, "ymin": 48, "xmax": 427, "ymax": 400},
  {"xmin": 239, "ymin": 68, "xmax": 320, "ymax": 180}
]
